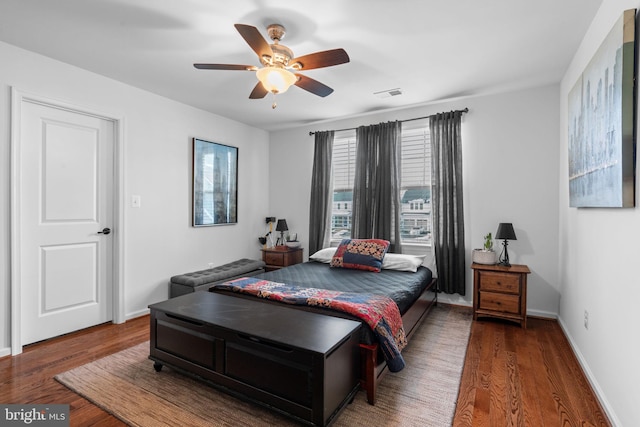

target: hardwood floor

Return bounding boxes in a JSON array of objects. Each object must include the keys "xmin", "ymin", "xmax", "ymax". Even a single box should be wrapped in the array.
[
  {"xmin": 0, "ymin": 310, "xmax": 610, "ymax": 426},
  {"xmin": 0, "ymin": 316, "xmax": 148, "ymax": 426},
  {"xmin": 453, "ymin": 316, "xmax": 611, "ymax": 427}
]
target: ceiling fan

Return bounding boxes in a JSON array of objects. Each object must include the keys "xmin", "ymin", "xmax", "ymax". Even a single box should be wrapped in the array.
[{"xmin": 194, "ymin": 24, "xmax": 350, "ymax": 108}]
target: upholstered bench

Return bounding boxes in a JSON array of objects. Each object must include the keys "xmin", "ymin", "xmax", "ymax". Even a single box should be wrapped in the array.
[{"xmin": 169, "ymin": 258, "xmax": 265, "ymax": 298}]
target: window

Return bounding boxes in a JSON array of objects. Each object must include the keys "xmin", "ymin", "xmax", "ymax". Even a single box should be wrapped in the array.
[
  {"xmin": 399, "ymin": 125, "xmax": 432, "ymax": 245},
  {"xmin": 330, "ymin": 122, "xmax": 432, "ymax": 246},
  {"xmin": 330, "ymin": 131, "xmax": 356, "ymax": 241}
]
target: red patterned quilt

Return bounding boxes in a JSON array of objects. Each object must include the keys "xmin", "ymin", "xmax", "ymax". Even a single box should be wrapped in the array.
[{"xmin": 213, "ymin": 277, "xmax": 407, "ymax": 372}]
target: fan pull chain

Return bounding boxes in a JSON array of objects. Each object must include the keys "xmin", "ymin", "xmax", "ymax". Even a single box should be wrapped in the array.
[{"xmin": 271, "ymin": 92, "xmax": 277, "ymax": 109}]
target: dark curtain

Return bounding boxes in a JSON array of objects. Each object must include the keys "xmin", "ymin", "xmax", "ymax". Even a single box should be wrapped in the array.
[
  {"xmin": 351, "ymin": 122, "xmax": 402, "ymax": 252},
  {"xmin": 308, "ymin": 131, "xmax": 334, "ymax": 254},
  {"xmin": 430, "ymin": 111, "xmax": 465, "ymax": 295}
]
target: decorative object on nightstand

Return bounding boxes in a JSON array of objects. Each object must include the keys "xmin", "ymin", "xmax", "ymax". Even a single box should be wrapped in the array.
[
  {"xmin": 285, "ymin": 232, "xmax": 300, "ymax": 248},
  {"xmin": 275, "ymin": 219, "xmax": 288, "ymax": 246},
  {"xmin": 496, "ymin": 223, "xmax": 517, "ymax": 266},
  {"xmin": 265, "ymin": 217, "xmax": 276, "ymax": 247},
  {"xmin": 261, "ymin": 246, "xmax": 303, "ymax": 271},
  {"xmin": 471, "ymin": 232, "xmax": 497, "ymax": 265},
  {"xmin": 471, "ymin": 262, "xmax": 531, "ymax": 328}
]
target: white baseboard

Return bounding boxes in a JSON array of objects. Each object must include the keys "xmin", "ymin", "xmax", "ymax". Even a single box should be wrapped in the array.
[
  {"xmin": 557, "ymin": 316, "xmax": 620, "ymax": 427},
  {"xmin": 0, "ymin": 347, "xmax": 10, "ymax": 358},
  {"xmin": 526, "ymin": 308, "xmax": 557, "ymax": 319},
  {"xmin": 126, "ymin": 307, "xmax": 150, "ymax": 321},
  {"xmin": 437, "ymin": 293, "xmax": 472, "ymax": 307}
]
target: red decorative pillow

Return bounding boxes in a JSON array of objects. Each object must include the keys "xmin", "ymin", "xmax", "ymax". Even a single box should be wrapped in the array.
[{"xmin": 330, "ymin": 239, "xmax": 390, "ymax": 272}]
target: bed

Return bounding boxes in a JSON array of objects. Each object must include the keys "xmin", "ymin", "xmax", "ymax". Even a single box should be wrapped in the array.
[{"xmin": 209, "ymin": 243, "xmax": 438, "ymax": 405}]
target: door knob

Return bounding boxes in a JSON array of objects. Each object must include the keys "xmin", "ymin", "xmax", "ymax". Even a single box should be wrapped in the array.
[{"xmin": 97, "ymin": 227, "xmax": 111, "ymax": 235}]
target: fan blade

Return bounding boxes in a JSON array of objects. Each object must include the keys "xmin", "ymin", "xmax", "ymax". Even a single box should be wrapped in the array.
[
  {"xmin": 234, "ymin": 24, "xmax": 273, "ymax": 59},
  {"xmin": 290, "ymin": 48, "xmax": 350, "ymax": 70},
  {"xmin": 249, "ymin": 82, "xmax": 269, "ymax": 99},
  {"xmin": 294, "ymin": 74, "xmax": 334, "ymax": 97},
  {"xmin": 194, "ymin": 63, "xmax": 257, "ymax": 71}
]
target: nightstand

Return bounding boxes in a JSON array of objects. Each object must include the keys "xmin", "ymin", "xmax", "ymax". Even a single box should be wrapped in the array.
[
  {"xmin": 471, "ymin": 263, "xmax": 531, "ymax": 328},
  {"xmin": 261, "ymin": 247, "xmax": 303, "ymax": 272}
]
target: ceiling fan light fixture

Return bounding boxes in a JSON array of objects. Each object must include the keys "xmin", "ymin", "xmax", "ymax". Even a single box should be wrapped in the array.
[
  {"xmin": 256, "ymin": 66, "xmax": 297, "ymax": 94},
  {"xmin": 194, "ymin": 24, "xmax": 349, "ymax": 100}
]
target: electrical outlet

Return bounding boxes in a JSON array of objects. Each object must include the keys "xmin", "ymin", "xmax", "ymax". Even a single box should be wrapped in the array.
[{"xmin": 584, "ymin": 310, "xmax": 589, "ymax": 330}]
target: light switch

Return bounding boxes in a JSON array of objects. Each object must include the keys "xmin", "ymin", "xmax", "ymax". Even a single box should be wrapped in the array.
[{"xmin": 132, "ymin": 195, "xmax": 141, "ymax": 208}]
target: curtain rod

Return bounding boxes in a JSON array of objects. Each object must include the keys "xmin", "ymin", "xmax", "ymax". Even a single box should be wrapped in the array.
[{"xmin": 308, "ymin": 107, "xmax": 468, "ymax": 136}]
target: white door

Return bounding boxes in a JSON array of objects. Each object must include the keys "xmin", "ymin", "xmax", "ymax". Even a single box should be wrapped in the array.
[{"xmin": 19, "ymin": 99, "xmax": 114, "ymax": 345}]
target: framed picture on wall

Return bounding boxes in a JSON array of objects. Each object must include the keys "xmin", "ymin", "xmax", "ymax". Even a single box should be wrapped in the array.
[
  {"xmin": 568, "ymin": 9, "xmax": 636, "ymax": 208},
  {"xmin": 192, "ymin": 138, "xmax": 238, "ymax": 226}
]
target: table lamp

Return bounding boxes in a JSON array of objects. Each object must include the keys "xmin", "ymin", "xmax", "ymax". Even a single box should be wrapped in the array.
[
  {"xmin": 496, "ymin": 223, "xmax": 517, "ymax": 266},
  {"xmin": 276, "ymin": 219, "xmax": 288, "ymax": 246}
]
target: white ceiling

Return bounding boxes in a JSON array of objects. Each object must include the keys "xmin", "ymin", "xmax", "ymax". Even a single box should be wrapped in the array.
[{"xmin": 0, "ymin": 0, "xmax": 603, "ymax": 131}]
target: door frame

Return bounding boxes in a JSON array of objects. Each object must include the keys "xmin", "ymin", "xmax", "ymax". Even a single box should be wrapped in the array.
[{"xmin": 10, "ymin": 88, "xmax": 125, "ymax": 355}]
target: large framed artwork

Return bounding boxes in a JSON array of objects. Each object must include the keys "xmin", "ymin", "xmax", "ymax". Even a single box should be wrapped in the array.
[
  {"xmin": 568, "ymin": 9, "xmax": 636, "ymax": 207},
  {"xmin": 192, "ymin": 138, "xmax": 238, "ymax": 226}
]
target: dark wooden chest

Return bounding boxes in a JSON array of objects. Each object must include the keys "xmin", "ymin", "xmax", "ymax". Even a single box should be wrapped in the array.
[{"xmin": 149, "ymin": 292, "xmax": 361, "ymax": 426}]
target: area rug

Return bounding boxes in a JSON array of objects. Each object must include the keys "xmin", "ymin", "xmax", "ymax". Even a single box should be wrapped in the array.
[{"xmin": 56, "ymin": 304, "xmax": 471, "ymax": 427}]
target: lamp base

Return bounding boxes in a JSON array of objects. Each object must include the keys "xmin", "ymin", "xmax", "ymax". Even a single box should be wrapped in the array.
[{"xmin": 498, "ymin": 240, "xmax": 511, "ymax": 267}]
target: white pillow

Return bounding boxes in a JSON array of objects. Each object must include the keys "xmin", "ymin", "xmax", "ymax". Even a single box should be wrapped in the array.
[
  {"xmin": 381, "ymin": 253, "xmax": 426, "ymax": 272},
  {"xmin": 309, "ymin": 247, "xmax": 337, "ymax": 263}
]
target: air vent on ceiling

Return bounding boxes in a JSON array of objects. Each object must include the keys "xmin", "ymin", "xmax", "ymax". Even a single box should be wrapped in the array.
[{"xmin": 374, "ymin": 88, "xmax": 403, "ymax": 99}]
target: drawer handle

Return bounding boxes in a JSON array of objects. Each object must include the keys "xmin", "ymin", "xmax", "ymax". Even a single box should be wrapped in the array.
[
  {"xmin": 165, "ymin": 313, "xmax": 204, "ymax": 327},
  {"xmin": 237, "ymin": 333, "xmax": 293, "ymax": 352}
]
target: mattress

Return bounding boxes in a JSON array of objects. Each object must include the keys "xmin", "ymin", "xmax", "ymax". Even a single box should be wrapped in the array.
[
  {"xmin": 211, "ymin": 260, "xmax": 434, "ymax": 345},
  {"xmin": 252, "ymin": 260, "xmax": 433, "ymax": 315}
]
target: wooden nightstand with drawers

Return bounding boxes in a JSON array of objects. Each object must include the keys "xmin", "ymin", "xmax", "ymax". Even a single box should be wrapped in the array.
[
  {"xmin": 471, "ymin": 263, "xmax": 531, "ymax": 328},
  {"xmin": 261, "ymin": 247, "xmax": 303, "ymax": 272}
]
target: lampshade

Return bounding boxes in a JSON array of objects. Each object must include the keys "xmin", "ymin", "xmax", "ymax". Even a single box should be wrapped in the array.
[
  {"xmin": 276, "ymin": 219, "xmax": 289, "ymax": 232},
  {"xmin": 496, "ymin": 223, "xmax": 517, "ymax": 240},
  {"xmin": 256, "ymin": 67, "xmax": 297, "ymax": 94}
]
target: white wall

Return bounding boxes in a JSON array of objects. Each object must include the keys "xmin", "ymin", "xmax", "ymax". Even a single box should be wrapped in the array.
[
  {"xmin": 0, "ymin": 41, "xmax": 270, "ymax": 355},
  {"xmin": 559, "ymin": 2, "xmax": 640, "ymax": 426},
  {"xmin": 269, "ymin": 84, "xmax": 561, "ymax": 316}
]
